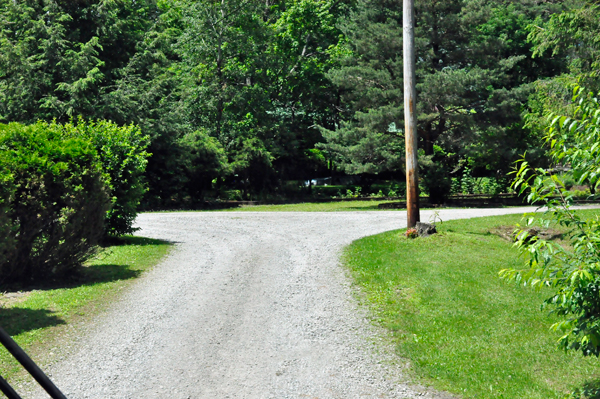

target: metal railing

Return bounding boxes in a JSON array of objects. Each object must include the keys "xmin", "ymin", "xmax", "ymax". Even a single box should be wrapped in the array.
[{"xmin": 0, "ymin": 326, "xmax": 67, "ymax": 399}]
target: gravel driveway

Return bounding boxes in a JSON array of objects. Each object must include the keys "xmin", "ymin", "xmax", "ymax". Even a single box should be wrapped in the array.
[{"xmin": 28, "ymin": 207, "xmax": 542, "ymax": 398}]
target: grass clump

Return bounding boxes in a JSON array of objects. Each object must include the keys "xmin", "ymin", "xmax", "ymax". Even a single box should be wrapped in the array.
[
  {"xmin": 345, "ymin": 211, "xmax": 600, "ymax": 398},
  {"xmin": 0, "ymin": 236, "xmax": 172, "ymax": 384}
]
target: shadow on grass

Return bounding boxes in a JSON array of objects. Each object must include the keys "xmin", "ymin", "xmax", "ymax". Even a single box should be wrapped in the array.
[
  {"xmin": 100, "ymin": 236, "xmax": 175, "ymax": 247},
  {"xmin": 0, "ymin": 307, "xmax": 65, "ymax": 336},
  {"xmin": 1, "ymin": 264, "xmax": 143, "ymax": 294},
  {"xmin": 1, "ymin": 237, "xmax": 173, "ymax": 293},
  {"xmin": 572, "ymin": 378, "xmax": 600, "ymax": 398},
  {"xmin": 346, "ymin": 204, "xmax": 387, "ymax": 211},
  {"xmin": 465, "ymin": 231, "xmax": 494, "ymax": 236},
  {"xmin": 79, "ymin": 263, "xmax": 142, "ymax": 284}
]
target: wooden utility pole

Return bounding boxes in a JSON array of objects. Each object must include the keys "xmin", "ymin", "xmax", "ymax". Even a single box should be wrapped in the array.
[{"xmin": 403, "ymin": 0, "xmax": 420, "ymax": 228}]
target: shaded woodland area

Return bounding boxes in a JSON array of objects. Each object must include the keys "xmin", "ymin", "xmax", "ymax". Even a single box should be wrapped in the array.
[{"xmin": 1, "ymin": 0, "xmax": 598, "ymax": 207}]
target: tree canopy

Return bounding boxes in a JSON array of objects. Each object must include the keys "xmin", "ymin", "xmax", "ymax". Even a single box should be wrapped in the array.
[
  {"xmin": 319, "ymin": 0, "xmax": 569, "ymax": 201},
  {"xmin": 0, "ymin": 0, "xmax": 586, "ymax": 205}
]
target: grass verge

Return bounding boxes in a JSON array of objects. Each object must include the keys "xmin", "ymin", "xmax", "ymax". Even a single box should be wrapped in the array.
[
  {"xmin": 145, "ymin": 200, "xmax": 405, "ymax": 212},
  {"xmin": 0, "ymin": 236, "xmax": 172, "ymax": 386},
  {"xmin": 227, "ymin": 200, "xmax": 399, "ymax": 212},
  {"xmin": 345, "ymin": 211, "xmax": 600, "ymax": 398}
]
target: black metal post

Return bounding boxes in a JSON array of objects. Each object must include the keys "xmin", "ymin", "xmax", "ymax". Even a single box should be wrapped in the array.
[
  {"xmin": 0, "ymin": 374, "xmax": 22, "ymax": 399},
  {"xmin": 0, "ymin": 326, "xmax": 67, "ymax": 399}
]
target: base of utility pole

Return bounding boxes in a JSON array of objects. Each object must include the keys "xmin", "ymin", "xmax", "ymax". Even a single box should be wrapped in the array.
[
  {"xmin": 406, "ymin": 172, "xmax": 420, "ymax": 228},
  {"xmin": 406, "ymin": 188, "xmax": 421, "ymax": 228}
]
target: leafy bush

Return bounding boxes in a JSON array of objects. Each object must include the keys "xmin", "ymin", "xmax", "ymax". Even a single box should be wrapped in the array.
[
  {"xmin": 0, "ymin": 122, "xmax": 110, "ymax": 285},
  {"xmin": 502, "ymin": 87, "xmax": 600, "ymax": 357},
  {"xmin": 0, "ymin": 171, "xmax": 14, "ymax": 271},
  {"xmin": 178, "ymin": 129, "xmax": 229, "ymax": 202},
  {"xmin": 451, "ymin": 173, "xmax": 513, "ymax": 196},
  {"xmin": 342, "ymin": 186, "xmax": 362, "ymax": 198},
  {"xmin": 420, "ymin": 148, "xmax": 452, "ymax": 203},
  {"xmin": 421, "ymin": 163, "xmax": 451, "ymax": 203},
  {"xmin": 221, "ymin": 189, "xmax": 243, "ymax": 201},
  {"xmin": 56, "ymin": 119, "xmax": 149, "ymax": 236},
  {"xmin": 556, "ymin": 173, "xmax": 577, "ymax": 190},
  {"xmin": 572, "ymin": 188, "xmax": 591, "ymax": 199},
  {"xmin": 459, "ymin": 168, "xmax": 476, "ymax": 194},
  {"xmin": 386, "ymin": 181, "xmax": 406, "ymax": 198}
]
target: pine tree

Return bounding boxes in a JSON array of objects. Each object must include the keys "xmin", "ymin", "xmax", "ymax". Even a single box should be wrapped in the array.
[{"xmin": 320, "ymin": 0, "xmax": 568, "ymax": 201}]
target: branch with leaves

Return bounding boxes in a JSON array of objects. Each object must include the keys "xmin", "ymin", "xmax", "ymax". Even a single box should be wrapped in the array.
[{"xmin": 501, "ymin": 86, "xmax": 600, "ymax": 357}]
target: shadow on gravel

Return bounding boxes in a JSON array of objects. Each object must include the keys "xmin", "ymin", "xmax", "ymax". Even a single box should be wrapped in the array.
[{"xmin": 0, "ymin": 307, "xmax": 65, "ymax": 336}]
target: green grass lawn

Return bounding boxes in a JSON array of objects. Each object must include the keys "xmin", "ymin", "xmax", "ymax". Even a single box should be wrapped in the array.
[
  {"xmin": 146, "ymin": 199, "xmax": 405, "ymax": 212},
  {"xmin": 345, "ymin": 211, "xmax": 600, "ymax": 398},
  {"xmin": 0, "ymin": 236, "xmax": 172, "ymax": 385},
  {"xmin": 226, "ymin": 200, "xmax": 399, "ymax": 212}
]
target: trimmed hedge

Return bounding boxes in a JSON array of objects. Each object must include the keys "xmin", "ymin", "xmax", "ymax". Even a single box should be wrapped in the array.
[
  {"xmin": 0, "ymin": 122, "xmax": 110, "ymax": 285},
  {"xmin": 56, "ymin": 119, "xmax": 150, "ymax": 236}
]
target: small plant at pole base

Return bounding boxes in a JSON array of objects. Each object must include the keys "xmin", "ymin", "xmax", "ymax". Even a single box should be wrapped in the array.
[
  {"xmin": 429, "ymin": 210, "xmax": 443, "ymax": 226},
  {"xmin": 405, "ymin": 228, "xmax": 418, "ymax": 239},
  {"xmin": 500, "ymin": 86, "xmax": 600, "ymax": 362}
]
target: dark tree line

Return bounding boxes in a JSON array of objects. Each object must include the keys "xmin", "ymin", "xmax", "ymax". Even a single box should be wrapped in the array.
[{"xmin": 0, "ymin": 0, "xmax": 592, "ymax": 206}]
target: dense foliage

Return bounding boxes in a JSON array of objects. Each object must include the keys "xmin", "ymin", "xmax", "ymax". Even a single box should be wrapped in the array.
[
  {"xmin": 503, "ymin": 87, "xmax": 600, "ymax": 359},
  {"xmin": 57, "ymin": 119, "xmax": 150, "ymax": 236},
  {"xmin": 319, "ymin": 0, "xmax": 567, "ymax": 202},
  {"xmin": 502, "ymin": 7, "xmax": 600, "ymax": 371},
  {"xmin": 0, "ymin": 0, "xmax": 589, "ymax": 206},
  {"xmin": 0, "ymin": 122, "xmax": 109, "ymax": 285},
  {"xmin": 0, "ymin": 0, "xmax": 159, "ymax": 122}
]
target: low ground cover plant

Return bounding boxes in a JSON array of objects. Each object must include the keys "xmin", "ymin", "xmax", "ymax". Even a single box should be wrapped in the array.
[{"xmin": 345, "ymin": 212, "xmax": 600, "ymax": 398}]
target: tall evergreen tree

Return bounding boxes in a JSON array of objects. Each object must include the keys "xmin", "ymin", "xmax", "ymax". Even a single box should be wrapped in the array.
[
  {"xmin": 101, "ymin": 0, "xmax": 194, "ymax": 207},
  {"xmin": 0, "ymin": 0, "xmax": 159, "ymax": 122},
  {"xmin": 320, "ymin": 0, "xmax": 568, "ymax": 201}
]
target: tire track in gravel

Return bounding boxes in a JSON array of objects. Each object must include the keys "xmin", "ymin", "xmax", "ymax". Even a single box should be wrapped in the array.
[{"xmin": 27, "ymin": 207, "xmax": 548, "ymax": 398}]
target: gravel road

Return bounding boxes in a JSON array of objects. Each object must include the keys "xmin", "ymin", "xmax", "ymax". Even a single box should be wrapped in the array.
[{"xmin": 28, "ymin": 207, "xmax": 543, "ymax": 399}]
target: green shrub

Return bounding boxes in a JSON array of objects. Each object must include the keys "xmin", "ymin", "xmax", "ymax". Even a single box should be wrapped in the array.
[
  {"xmin": 558, "ymin": 173, "xmax": 576, "ymax": 190},
  {"xmin": 386, "ymin": 182, "xmax": 406, "ymax": 197},
  {"xmin": 0, "ymin": 122, "xmax": 110, "ymax": 285},
  {"xmin": 56, "ymin": 119, "xmax": 149, "ymax": 236},
  {"xmin": 451, "ymin": 174, "xmax": 513, "ymax": 195},
  {"xmin": 572, "ymin": 188, "xmax": 591, "ymax": 199},
  {"xmin": 342, "ymin": 186, "xmax": 362, "ymax": 198},
  {"xmin": 0, "ymin": 171, "xmax": 15, "ymax": 271},
  {"xmin": 178, "ymin": 129, "xmax": 229, "ymax": 202},
  {"xmin": 504, "ymin": 87, "xmax": 600, "ymax": 358},
  {"xmin": 459, "ymin": 168, "xmax": 476, "ymax": 194},
  {"xmin": 221, "ymin": 189, "xmax": 243, "ymax": 201},
  {"xmin": 421, "ymin": 164, "xmax": 451, "ymax": 203},
  {"xmin": 420, "ymin": 148, "xmax": 452, "ymax": 203}
]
